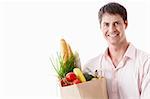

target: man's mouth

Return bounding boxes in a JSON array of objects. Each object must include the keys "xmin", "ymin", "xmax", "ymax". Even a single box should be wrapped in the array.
[{"xmin": 108, "ymin": 33, "xmax": 119, "ymax": 38}]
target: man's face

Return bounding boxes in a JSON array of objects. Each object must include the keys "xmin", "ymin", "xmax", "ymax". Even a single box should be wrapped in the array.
[{"xmin": 100, "ymin": 13, "xmax": 128, "ymax": 46}]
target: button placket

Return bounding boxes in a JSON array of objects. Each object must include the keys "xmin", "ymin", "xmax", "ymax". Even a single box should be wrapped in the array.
[{"xmin": 112, "ymin": 70, "xmax": 118, "ymax": 94}]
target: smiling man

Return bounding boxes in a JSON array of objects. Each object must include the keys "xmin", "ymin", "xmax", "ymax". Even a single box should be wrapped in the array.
[{"xmin": 83, "ymin": 2, "xmax": 150, "ymax": 99}]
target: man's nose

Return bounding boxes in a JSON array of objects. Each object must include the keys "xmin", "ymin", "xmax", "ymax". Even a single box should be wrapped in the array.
[{"xmin": 109, "ymin": 25, "xmax": 116, "ymax": 33}]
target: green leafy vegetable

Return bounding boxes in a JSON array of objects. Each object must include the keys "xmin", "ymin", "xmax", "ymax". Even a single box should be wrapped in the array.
[{"xmin": 50, "ymin": 53, "xmax": 76, "ymax": 79}]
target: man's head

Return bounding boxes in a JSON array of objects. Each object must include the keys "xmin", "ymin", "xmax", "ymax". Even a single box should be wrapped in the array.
[
  {"xmin": 98, "ymin": 2, "xmax": 128, "ymax": 46},
  {"xmin": 98, "ymin": 2, "xmax": 127, "ymax": 24}
]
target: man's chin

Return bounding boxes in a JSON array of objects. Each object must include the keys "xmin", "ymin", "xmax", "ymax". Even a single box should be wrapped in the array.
[{"xmin": 108, "ymin": 41, "xmax": 119, "ymax": 46}]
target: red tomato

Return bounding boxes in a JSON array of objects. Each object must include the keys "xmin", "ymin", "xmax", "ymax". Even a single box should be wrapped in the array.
[
  {"xmin": 66, "ymin": 72, "xmax": 77, "ymax": 82},
  {"xmin": 73, "ymin": 78, "xmax": 81, "ymax": 84},
  {"xmin": 60, "ymin": 78, "xmax": 69, "ymax": 87},
  {"xmin": 60, "ymin": 79, "xmax": 65, "ymax": 86}
]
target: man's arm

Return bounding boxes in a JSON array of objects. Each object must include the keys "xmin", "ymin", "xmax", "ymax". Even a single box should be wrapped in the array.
[
  {"xmin": 140, "ymin": 57, "xmax": 150, "ymax": 99},
  {"xmin": 82, "ymin": 55, "xmax": 101, "ymax": 75}
]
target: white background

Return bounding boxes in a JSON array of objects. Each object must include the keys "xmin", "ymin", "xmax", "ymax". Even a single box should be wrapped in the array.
[{"xmin": 1, "ymin": 0, "xmax": 150, "ymax": 99}]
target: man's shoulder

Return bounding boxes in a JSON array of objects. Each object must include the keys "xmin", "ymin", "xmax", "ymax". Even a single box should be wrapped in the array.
[
  {"xmin": 135, "ymin": 48, "xmax": 150, "ymax": 71},
  {"xmin": 85, "ymin": 54, "xmax": 103, "ymax": 65},
  {"xmin": 136, "ymin": 48, "xmax": 150, "ymax": 60},
  {"xmin": 135, "ymin": 48, "xmax": 150, "ymax": 78}
]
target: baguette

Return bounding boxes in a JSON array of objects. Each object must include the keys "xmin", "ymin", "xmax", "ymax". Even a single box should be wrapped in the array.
[
  {"xmin": 60, "ymin": 38, "xmax": 68, "ymax": 64},
  {"xmin": 67, "ymin": 43, "xmax": 73, "ymax": 59}
]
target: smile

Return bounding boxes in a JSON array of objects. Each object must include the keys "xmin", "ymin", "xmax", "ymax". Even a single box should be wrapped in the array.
[{"xmin": 108, "ymin": 34, "xmax": 119, "ymax": 38}]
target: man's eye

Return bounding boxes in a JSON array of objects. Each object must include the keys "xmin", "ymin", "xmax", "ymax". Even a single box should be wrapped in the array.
[
  {"xmin": 104, "ymin": 23, "xmax": 109, "ymax": 27},
  {"xmin": 114, "ymin": 22, "xmax": 119, "ymax": 26}
]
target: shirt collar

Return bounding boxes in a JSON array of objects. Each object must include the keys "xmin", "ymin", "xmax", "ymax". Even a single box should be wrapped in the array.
[
  {"xmin": 104, "ymin": 43, "xmax": 136, "ymax": 60},
  {"xmin": 123, "ymin": 43, "xmax": 136, "ymax": 60}
]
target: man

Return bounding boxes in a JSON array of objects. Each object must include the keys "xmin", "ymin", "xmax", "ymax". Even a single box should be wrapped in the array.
[{"xmin": 83, "ymin": 2, "xmax": 150, "ymax": 99}]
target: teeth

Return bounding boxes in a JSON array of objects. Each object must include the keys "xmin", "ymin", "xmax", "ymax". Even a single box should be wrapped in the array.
[{"xmin": 109, "ymin": 34, "xmax": 118, "ymax": 38}]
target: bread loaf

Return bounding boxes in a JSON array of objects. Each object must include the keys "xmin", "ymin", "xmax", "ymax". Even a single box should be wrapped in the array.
[{"xmin": 60, "ymin": 38, "xmax": 68, "ymax": 64}]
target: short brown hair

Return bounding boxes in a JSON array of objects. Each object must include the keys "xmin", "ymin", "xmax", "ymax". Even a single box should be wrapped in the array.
[{"xmin": 98, "ymin": 2, "xmax": 127, "ymax": 23}]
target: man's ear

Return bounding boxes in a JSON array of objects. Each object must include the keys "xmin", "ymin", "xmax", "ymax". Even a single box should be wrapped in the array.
[
  {"xmin": 124, "ymin": 20, "xmax": 128, "ymax": 29},
  {"xmin": 100, "ymin": 22, "xmax": 102, "ymax": 29}
]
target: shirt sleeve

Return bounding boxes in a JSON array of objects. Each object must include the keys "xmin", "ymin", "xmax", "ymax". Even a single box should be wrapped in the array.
[
  {"xmin": 140, "ymin": 57, "xmax": 150, "ymax": 99},
  {"xmin": 82, "ymin": 55, "xmax": 101, "ymax": 75},
  {"xmin": 82, "ymin": 60, "xmax": 95, "ymax": 75}
]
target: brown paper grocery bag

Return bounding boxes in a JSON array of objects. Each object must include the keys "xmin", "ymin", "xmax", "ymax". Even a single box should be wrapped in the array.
[{"xmin": 60, "ymin": 77, "xmax": 108, "ymax": 99}]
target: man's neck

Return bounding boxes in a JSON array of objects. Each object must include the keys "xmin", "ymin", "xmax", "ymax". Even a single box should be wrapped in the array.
[{"xmin": 108, "ymin": 42, "xmax": 129, "ymax": 67}]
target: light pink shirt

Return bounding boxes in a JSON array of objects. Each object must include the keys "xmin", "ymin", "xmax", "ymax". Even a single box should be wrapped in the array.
[{"xmin": 83, "ymin": 44, "xmax": 150, "ymax": 99}]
